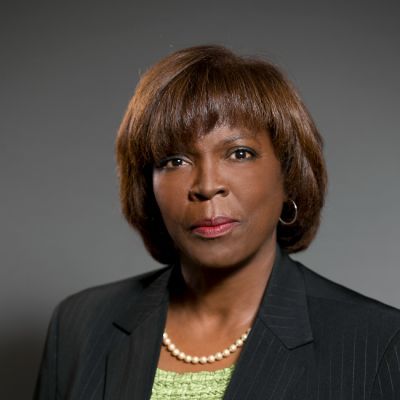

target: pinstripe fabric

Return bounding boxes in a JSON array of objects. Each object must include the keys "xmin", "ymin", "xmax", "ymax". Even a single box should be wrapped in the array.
[{"xmin": 34, "ymin": 248, "xmax": 400, "ymax": 399}]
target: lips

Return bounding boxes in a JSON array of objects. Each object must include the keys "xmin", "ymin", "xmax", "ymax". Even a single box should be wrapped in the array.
[{"xmin": 190, "ymin": 216, "xmax": 239, "ymax": 239}]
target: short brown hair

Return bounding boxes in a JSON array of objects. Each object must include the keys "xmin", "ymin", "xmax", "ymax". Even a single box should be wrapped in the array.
[{"xmin": 116, "ymin": 45, "xmax": 327, "ymax": 264}]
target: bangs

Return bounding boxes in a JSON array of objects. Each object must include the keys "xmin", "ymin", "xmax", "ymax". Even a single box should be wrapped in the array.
[{"xmin": 145, "ymin": 59, "xmax": 278, "ymax": 163}]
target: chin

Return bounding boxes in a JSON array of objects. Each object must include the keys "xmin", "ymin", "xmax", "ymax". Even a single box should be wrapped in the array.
[{"xmin": 179, "ymin": 240, "xmax": 254, "ymax": 271}]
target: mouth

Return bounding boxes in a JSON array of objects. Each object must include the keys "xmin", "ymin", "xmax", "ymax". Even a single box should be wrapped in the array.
[{"xmin": 190, "ymin": 217, "xmax": 240, "ymax": 239}]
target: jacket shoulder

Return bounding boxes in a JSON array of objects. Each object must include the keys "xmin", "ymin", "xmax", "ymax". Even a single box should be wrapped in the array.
[
  {"xmin": 298, "ymin": 261, "xmax": 400, "ymax": 339},
  {"xmin": 56, "ymin": 266, "xmax": 171, "ymax": 332},
  {"xmin": 297, "ymin": 261, "xmax": 400, "ymax": 397},
  {"xmin": 34, "ymin": 266, "xmax": 171, "ymax": 399}
]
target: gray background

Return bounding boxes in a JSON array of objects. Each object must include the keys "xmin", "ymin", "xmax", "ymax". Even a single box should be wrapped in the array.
[{"xmin": 1, "ymin": 1, "xmax": 399, "ymax": 398}]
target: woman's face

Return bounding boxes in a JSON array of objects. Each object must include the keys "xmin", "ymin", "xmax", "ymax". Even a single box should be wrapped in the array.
[{"xmin": 152, "ymin": 125, "xmax": 286, "ymax": 269}]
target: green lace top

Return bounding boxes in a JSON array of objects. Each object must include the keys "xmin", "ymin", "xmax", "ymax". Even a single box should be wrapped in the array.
[{"xmin": 150, "ymin": 365, "xmax": 235, "ymax": 399}]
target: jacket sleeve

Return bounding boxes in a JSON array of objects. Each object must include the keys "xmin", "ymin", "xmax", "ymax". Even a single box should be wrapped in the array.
[
  {"xmin": 370, "ymin": 329, "xmax": 400, "ymax": 399},
  {"xmin": 33, "ymin": 304, "xmax": 60, "ymax": 400}
]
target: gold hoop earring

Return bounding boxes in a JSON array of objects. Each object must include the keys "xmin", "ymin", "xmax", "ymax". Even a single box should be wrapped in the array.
[{"xmin": 279, "ymin": 199, "xmax": 298, "ymax": 225}]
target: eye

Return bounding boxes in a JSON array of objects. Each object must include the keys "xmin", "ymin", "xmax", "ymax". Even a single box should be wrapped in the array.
[
  {"xmin": 157, "ymin": 156, "xmax": 189, "ymax": 169},
  {"xmin": 229, "ymin": 148, "xmax": 257, "ymax": 160}
]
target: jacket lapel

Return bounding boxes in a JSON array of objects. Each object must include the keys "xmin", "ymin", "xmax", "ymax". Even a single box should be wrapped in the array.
[
  {"xmin": 104, "ymin": 248, "xmax": 315, "ymax": 400},
  {"xmin": 224, "ymin": 248, "xmax": 315, "ymax": 400},
  {"xmin": 104, "ymin": 267, "xmax": 171, "ymax": 400}
]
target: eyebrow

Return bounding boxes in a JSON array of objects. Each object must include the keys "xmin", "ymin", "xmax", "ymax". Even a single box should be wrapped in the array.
[{"xmin": 220, "ymin": 133, "xmax": 261, "ymax": 145}]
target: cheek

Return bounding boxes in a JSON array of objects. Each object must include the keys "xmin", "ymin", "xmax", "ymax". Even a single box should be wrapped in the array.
[
  {"xmin": 236, "ymin": 169, "xmax": 285, "ymax": 212},
  {"xmin": 245, "ymin": 188, "xmax": 284, "ymax": 223},
  {"xmin": 153, "ymin": 175, "xmax": 186, "ymax": 223}
]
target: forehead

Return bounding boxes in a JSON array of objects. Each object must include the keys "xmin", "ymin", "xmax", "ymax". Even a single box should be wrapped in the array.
[
  {"xmin": 192, "ymin": 126, "xmax": 263, "ymax": 148},
  {"xmin": 164, "ymin": 126, "xmax": 273, "ymax": 158}
]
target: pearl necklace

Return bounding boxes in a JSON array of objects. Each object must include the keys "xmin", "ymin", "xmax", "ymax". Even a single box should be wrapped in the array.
[{"xmin": 162, "ymin": 328, "xmax": 251, "ymax": 364}]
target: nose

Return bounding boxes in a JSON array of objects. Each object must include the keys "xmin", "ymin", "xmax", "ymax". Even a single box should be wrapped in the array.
[{"xmin": 188, "ymin": 162, "xmax": 229, "ymax": 201}]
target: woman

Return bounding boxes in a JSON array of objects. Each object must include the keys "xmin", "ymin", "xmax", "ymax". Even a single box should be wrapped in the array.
[{"xmin": 35, "ymin": 45, "xmax": 400, "ymax": 399}]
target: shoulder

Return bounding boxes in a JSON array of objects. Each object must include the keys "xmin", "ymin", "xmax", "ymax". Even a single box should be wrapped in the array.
[
  {"xmin": 54, "ymin": 266, "xmax": 171, "ymax": 335},
  {"xmin": 297, "ymin": 260, "xmax": 400, "ymax": 354},
  {"xmin": 298, "ymin": 260, "xmax": 400, "ymax": 320},
  {"xmin": 35, "ymin": 266, "xmax": 171, "ymax": 398},
  {"xmin": 295, "ymin": 260, "xmax": 400, "ymax": 396},
  {"xmin": 60, "ymin": 266, "xmax": 170, "ymax": 306}
]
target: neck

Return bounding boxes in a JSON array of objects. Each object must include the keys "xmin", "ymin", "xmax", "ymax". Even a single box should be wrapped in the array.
[{"xmin": 170, "ymin": 243, "xmax": 278, "ymax": 330}]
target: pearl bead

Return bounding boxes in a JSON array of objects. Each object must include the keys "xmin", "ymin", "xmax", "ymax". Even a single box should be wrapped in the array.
[
  {"xmin": 178, "ymin": 352, "xmax": 186, "ymax": 360},
  {"xmin": 167, "ymin": 343, "xmax": 176, "ymax": 351},
  {"xmin": 184, "ymin": 355, "xmax": 192, "ymax": 363},
  {"xmin": 229, "ymin": 344, "xmax": 237, "ymax": 352},
  {"xmin": 207, "ymin": 355, "xmax": 215, "ymax": 363},
  {"xmin": 241, "ymin": 334, "xmax": 248, "ymax": 341},
  {"xmin": 236, "ymin": 339, "xmax": 243, "ymax": 347},
  {"xmin": 172, "ymin": 348, "xmax": 180, "ymax": 356},
  {"xmin": 164, "ymin": 338, "xmax": 171, "ymax": 345},
  {"xmin": 199, "ymin": 356, "xmax": 207, "ymax": 364},
  {"xmin": 215, "ymin": 352, "xmax": 223, "ymax": 360},
  {"xmin": 192, "ymin": 356, "xmax": 199, "ymax": 364},
  {"xmin": 163, "ymin": 333, "xmax": 168, "ymax": 339},
  {"xmin": 223, "ymin": 349, "xmax": 230, "ymax": 357}
]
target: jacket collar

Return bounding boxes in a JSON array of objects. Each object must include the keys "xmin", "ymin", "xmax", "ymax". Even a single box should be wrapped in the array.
[
  {"xmin": 112, "ymin": 266, "xmax": 171, "ymax": 335},
  {"xmin": 112, "ymin": 246, "xmax": 313, "ymax": 349},
  {"xmin": 107, "ymin": 247, "xmax": 314, "ymax": 399},
  {"xmin": 257, "ymin": 246, "xmax": 313, "ymax": 349},
  {"xmin": 105, "ymin": 268, "xmax": 172, "ymax": 400},
  {"xmin": 224, "ymin": 248, "xmax": 314, "ymax": 399}
]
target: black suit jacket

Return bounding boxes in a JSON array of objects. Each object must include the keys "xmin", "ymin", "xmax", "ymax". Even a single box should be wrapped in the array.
[{"xmin": 34, "ymin": 248, "xmax": 400, "ymax": 399}]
